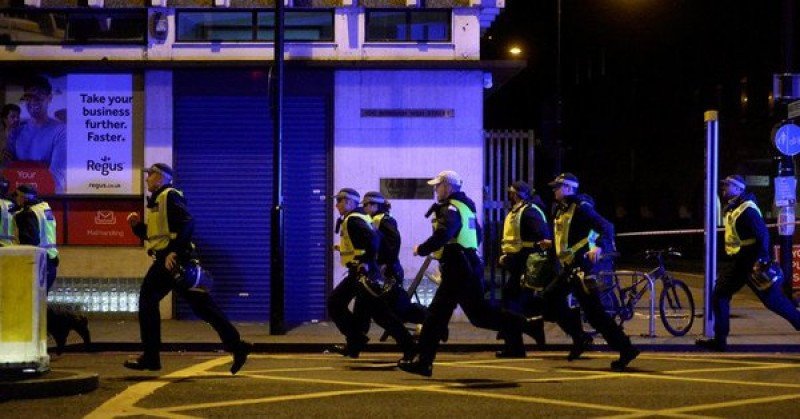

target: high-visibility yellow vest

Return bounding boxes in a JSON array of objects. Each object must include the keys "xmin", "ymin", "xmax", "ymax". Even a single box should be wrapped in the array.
[
  {"xmin": 29, "ymin": 201, "xmax": 58, "ymax": 259},
  {"xmin": 431, "ymin": 199, "xmax": 478, "ymax": 260},
  {"xmin": 553, "ymin": 202, "xmax": 596, "ymax": 264},
  {"xmin": 145, "ymin": 187, "xmax": 181, "ymax": 253},
  {"xmin": 338, "ymin": 212, "xmax": 373, "ymax": 266},
  {"xmin": 371, "ymin": 212, "xmax": 386, "ymax": 230},
  {"xmin": 0, "ymin": 198, "xmax": 15, "ymax": 246},
  {"xmin": 501, "ymin": 202, "xmax": 546, "ymax": 254},
  {"xmin": 724, "ymin": 200, "xmax": 761, "ymax": 256}
]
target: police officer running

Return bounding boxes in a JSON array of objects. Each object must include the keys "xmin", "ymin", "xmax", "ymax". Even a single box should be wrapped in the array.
[
  {"xmin": 542, "ymin": 173, "xmax": 639, "ymax": 371},
  {"xmin": 362, "ymin": 191, "xmax": 428, "ymax": 327},
  {"xmin": 13, "ymin": 183, "xmax": 91, "ymax": 354},
  {"xmin": 398, "ymin": 170, "xmax": 531, "ymax": 377},
  {"xmin": 696, "ymin": 175, "xmax": 800, "ymax": 351},
  {"xmin": 328, "ymin": 188, "xmax": 416, "ymax": 360},
  {"xmin": 498, "ymin": 181, "xmax": 590, "ymax": 359},
  {"xmin": 125, "ymin": 163, "xmax": 252, "ymax": 373}
]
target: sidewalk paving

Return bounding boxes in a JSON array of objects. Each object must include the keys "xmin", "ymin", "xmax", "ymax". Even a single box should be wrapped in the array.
[{"xmin": 68, "ymin": 302, "xmax": 800, "ymax": 354}]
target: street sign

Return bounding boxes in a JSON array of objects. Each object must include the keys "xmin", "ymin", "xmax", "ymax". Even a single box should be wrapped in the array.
[
  {"xmin": 774, "ymin": 175, "xmax": 797, "ymax": 207},
  {"xmin": 774, "ymin": 123, "xmax": 800, "ymax": 156},
  {"xmin": 789, "ymin": 100, "xmax": 800, "ymax": 119}
]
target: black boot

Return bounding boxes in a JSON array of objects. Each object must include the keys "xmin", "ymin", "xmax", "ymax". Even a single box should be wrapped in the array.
[
  {"xmin": 523, "ymin": 316, "xmax": 546, "ymax": 348},
  {"xmin": 123, "ymin": 355, "xmax": 162, "ymax": 371},
  {"xmin": 397, "ymin": 356, "xmax": 433, "ymax": 377},
  {"xmin": 329, "ymin": 335, "xmax": 368, "ymax": 358},
  {"xmin": 230, "ymin": 341, "xmax": 253, "ymax": 375},
  {"xmin": 695, "ymin": 337, "xmax": 726, "ymax": 352},
  {"xmin": 567, "ymin": 333, "xmax": 593, "ymax": 361},
  {"xmin": 610, "ymin": 347, "xmax": 640, "ymax": 372}
]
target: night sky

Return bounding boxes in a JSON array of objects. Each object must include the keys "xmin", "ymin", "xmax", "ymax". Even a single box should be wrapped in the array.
[{"xmin": 482, "ymin": 0, "xmax": 793, "ymax": 230}]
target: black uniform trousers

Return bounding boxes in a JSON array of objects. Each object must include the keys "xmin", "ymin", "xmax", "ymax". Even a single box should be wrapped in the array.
[
  {"xmin": 416, "ymin": 249, "xmax": 525, "ymax": 364},
  {"xmin": 328, "ymin": 267, "xmax": 416, "ymax": 353},
  {"xmin": 713, "ymin": 256, "xmax": 800, "ymax": 342},
  {"xmin": 558, "ymin": 261, "xmax": 633, "ymax": 353},
  {"xmin": 503, "ymin": 258, "xmax": 584, "ymax": 343},
  {"xmin": 138, "ymin": 259, "xmax": 241, "ymax": 361},
  {"xmin": 377, "ymin": 262, "xmax": 428, "ymax": 326}
]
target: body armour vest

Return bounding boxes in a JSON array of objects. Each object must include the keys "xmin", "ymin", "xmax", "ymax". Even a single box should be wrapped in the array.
[
  {"xmin": 501, "ymin": 202, "xmax": 546, "ymax": 254},
  {"xmin": 338, "ymin": 212, "xmax": 373, "ymax": 266},
  {"xmin": 30, "ymin": 201, "xmax": 58, "ymax": 259},
  {"xmin": 553, "ymin": 202, "xmax": 597, "ymax": 264},
  {"xmin": 145, "ymin": 187, "xmax": 181, "ymax": 253},
  {"xmin": 724, "ymin": 200, "xmax": 760, "ymax": 256},
  {"xmin": 431, "ymin": 199, "xmax": 478, "ymax": 260}
]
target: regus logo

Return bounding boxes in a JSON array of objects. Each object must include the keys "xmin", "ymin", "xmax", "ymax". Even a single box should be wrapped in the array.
[{"xmin": 87, "ymin": 156, "xmax": 124, "ymax": 176}]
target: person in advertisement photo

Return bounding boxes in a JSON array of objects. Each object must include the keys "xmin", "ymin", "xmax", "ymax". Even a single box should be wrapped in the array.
[
  {"xmin": 6, "ymin": 74, "xmax": 67, "ymax": 194},
  {"xmin": 1, "ymin": 103, "xmax": 21, "ymax": 166}
]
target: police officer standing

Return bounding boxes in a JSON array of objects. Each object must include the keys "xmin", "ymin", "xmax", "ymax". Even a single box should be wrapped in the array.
[
  {"xmin": 13, "ymin": 183, "xmax": 91, "ymax": 354},
  {"xmin": 125, "ymin": 163, "xmax": 252, "ymax": 373},
  {"xmin": 398, "ymin": 170, "xmax": 530, "ymax": 377},
  {"xmin": 0, "ymin": 176, "xmax": 14, "ymax": 246},
  {"xmin": 499, "ymin": 181, "xmax": 590, "ymax": 359},
  {"xmin": 328, "ymin": 188, "xmax": 416, "ymax": 360},
  {"xmin": 543, "ymin": 173, "xmax": 639, "ymax": 371},
  {"xmin": 696, "ymin": 175, "xmax": 800, "ymax": 351}
]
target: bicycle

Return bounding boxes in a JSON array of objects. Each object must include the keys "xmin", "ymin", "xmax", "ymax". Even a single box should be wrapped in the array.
[{"xmin": 597, "ymin": 248, "xmax": 696, "ymax": 337}]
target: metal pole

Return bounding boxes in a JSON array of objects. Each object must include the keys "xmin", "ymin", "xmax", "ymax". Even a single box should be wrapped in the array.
[
  {"xmin": 270, "ymin": 0, "xmax": 286, "ymax": 335},
  {"xmin": 555, "ymin": 0, "xmax": 563, "ymax": 175},
  {"xmin": 703, "ymin": 110, "xmax": 719, "ymax": 338}
]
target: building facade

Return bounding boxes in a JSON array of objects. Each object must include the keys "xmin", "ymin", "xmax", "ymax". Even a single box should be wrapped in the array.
[{"xmin": 0, "ymin": 0, "xmax": 509, "ymax": 323}]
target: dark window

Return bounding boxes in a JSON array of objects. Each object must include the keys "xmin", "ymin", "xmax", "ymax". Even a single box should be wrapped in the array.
[
  {"xmin": 176, "ymin": 12, "xmax": 254, "ymax": 42},
  {"xmin": 257, "ymin": 11, "xmax": 333, "ymax": 41},
  {"xmin": 176, "ymin": 10, "xmax": 334, "ymax": 42},
  {"xmin": 0, "ymin": 9, "xmax": 146, "ymax": 45},
  {"xmin": 366, "ymin": 10, "xmax": 450, "ymax": 42},
  {"xmin": 380, "ymin": 178, "xmax": 434, "ymax": 200}
]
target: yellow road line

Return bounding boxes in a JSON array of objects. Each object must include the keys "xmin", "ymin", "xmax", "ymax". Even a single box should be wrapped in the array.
[
  {"xmin": 416, "ymin": 386, "xmax": 649, "ymax": 415},
  {"xmin": 644, "ymin": 354, "xmax": 800, "ymax": 365},
  {"xmin": 606, "ymin": 371, "xmax": 800, "ymax": 389},
  {"xmin": 665, "ymin": 363, "xmax": 800, "ymax": 374},
  {"xmin": 645, "ymin": 392, "xmax": 800, "ymax": 417},
  {"xmin": 83, "ymin": 352, "xmax": 800, "ymax": 419},
  {"xmin": 84, "ymin": 356, "xmax": 232, "ymax": 419},
  {"xmin": 144, "ymin": 387, "xmax": 405, "ymax": 414}
]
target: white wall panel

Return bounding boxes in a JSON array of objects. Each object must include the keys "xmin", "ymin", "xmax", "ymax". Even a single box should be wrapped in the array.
[{"xmin": 334, "ymin": 70, "xmax": 483, "ymax": 304}]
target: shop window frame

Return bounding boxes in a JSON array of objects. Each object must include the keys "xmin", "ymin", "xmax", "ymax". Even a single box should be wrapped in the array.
[
  {"xmin": 365, "ymin": 8, "xmax": 451, "ymax": 43},
  {"xmin": 0, "ymin": 7, "xmax": 148, "ymax": 46},
  {"xmin": 175, "ymin": 9, "xmax": 335, "ymax": 43}
]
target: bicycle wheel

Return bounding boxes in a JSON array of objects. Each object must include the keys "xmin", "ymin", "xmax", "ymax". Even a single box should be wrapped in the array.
[{"xmin": 659, "ymin": 278, "xmax": 695, "ymax": 336}]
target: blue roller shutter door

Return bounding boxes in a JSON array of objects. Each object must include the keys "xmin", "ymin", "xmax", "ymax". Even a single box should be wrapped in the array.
[{"xmin": 173, "ymin": 69, "xmax": 331, "ymax": 323}]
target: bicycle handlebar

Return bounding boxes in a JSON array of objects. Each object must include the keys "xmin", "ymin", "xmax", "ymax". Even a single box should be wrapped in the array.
[{"xmin": 643, "ymin": 248, "xmax": 682, "ymax": 259}]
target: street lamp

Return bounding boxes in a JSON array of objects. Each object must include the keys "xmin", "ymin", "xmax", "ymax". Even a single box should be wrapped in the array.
[{"xmin": 509, "ymin": 46, "xmax": 523, "ymax": 56}]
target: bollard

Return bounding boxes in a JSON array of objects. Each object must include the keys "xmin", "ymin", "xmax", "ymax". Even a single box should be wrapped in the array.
[{"xmin": 0, "ymin": 246, "xmax": 49, "ymax": 375}]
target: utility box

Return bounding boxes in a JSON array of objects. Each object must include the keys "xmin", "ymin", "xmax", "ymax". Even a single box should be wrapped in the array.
[{"xmin": 0, "ymin": 246, "xmax": 49, "ymax": 374}]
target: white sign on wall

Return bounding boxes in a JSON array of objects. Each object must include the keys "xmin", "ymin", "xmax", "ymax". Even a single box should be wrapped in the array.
[{"xmin": 66, "ymin": 74, "xmax": 134, "ymax": 194}]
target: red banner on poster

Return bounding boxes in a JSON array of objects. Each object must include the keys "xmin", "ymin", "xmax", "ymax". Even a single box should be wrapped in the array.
[
  {"xmin": 66, "ymin": 200, "xmax": 141, "ymax": 245},
  {"xmin": 774, "ymin": 244, "xmax": 800, "ymax": 292},
  {"xmin": 1, "ymin": 162, "xmax": 56, "ymax": 196}
]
